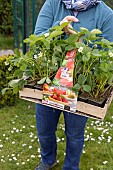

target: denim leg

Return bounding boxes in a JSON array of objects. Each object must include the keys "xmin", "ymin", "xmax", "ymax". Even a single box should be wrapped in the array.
[
  {"xmin": 63, "ymin": 112, "xmax": 88, "ymax": 170},
  {"xmin": 36, "ymin": 104, "xmax": 61, "ymax": 166}
]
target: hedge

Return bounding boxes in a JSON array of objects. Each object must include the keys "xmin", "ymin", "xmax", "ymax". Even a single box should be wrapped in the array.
[
  {"xmin": 0, "ymin": 55, "xmax": 18, "ymax": 108},
  {"xmin": 0, "ymin": 0, "xmax": 13, "ymax": 35}
]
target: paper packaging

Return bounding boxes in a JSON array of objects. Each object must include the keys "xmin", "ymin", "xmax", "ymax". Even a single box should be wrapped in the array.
[{"xmin": 42, "ymin": 49, "xmax": 78, "ymax": 113}]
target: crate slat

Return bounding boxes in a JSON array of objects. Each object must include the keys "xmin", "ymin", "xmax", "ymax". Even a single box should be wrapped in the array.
[{"xmin": 19, "ymin": 88, "xmax": 113, "ymax": 120}]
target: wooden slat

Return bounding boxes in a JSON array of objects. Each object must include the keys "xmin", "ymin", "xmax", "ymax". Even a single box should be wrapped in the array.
[{"xmin": 19, "ymin": 88, "xmax": 113, "ymax": 120}]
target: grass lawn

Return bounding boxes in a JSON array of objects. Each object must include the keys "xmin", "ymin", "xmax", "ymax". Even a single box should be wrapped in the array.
[
  {"xmin": 0, "ymin": 99, "xmax": 113, "ymax": 170},
  {"xmin": 0, "ymin": 34, "xmax": 14, "ymax": 50}
]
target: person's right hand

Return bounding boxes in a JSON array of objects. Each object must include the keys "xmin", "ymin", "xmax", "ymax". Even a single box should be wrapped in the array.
[{"xmin": 60, "ymin": 16, "xmax": 79, "ymax": 35}]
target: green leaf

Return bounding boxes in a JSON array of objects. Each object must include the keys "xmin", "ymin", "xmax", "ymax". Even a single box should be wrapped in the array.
[
  {"xmin": 2, "ymin": 88, "xmax": 10, "ymax": 95},
  {"xmin": 49, "ymin": 22, "xmax": 70, "ymax": 32},
  {"xmin": 51, "ymin": 65, "xmax": 58, "ymax": 71},
  {"xmin": 14, "ymin": 48, "xmax": 21, "ymax": 57},
  {"xmin": 8, "ymin": 79, "xmax": 20, "ymax": 88},
  {"xmin": 78, "ymin": 74, "xmax": 86, "ymax": 85},
  {"xmin": 46, "ymin": 77, "xmax": 51, "ymax": 84},
  {"xmin": 75, "ymin": 42, "xmax": 85, "ymax": 48},
  {"xmin": 52, "ymin": 78, "xmax": 60, "ymax": 86},
  {"xmin": 83, "ymin": 85, "xmax": 91, "ymax": 92},
  {"xmin": 14, "ymin": 70, "xmax": 23, "ymax": 78},
  {"xmin": 80, "ymin": 27, "xmax": 88, "ymax": 33},
  {"xmin": 59, "ymin": 22, "xmax": 70, "ymax": 30},
  {"xmin": 100, "ymin": 63, "xmax": 109, "ymax": 72},
  {"xmin": 43, "ymin": 39, "xmax": 50, "ymax": 49},
  {"xmin": 54, "ymin": 46, "xmax": 62, "ymax": 52},
  {"xmin": 24, "ymin": 34, "xmax": 44, "ymax": 44},
  {"xmin": 92, "ymin": 49, "xmax": 101, "ymax": 56},
  {"xmin": 101, "ymin": 38, "xmax": 109, "ymax": 43},
  {"xmin": 49, "ymin": 30, "xmax": 64, "ymax": 39},
  {"xmin": 18, "ymin": 79, "xmax": 27, "ymax": 90},
  {"xmin": 72, "ymin": 83, "xmax": 81, "ymax": 92},
  {"xmin": 13, "ymin": 85, "xmax": 19, "ymax": 94},
  {"xmin": 82, "ymin": 53, "xmax": 90, "ymax": 62},
  {"xmin": 67, "ymin": 34, "xmax": 79, "ymax": 44},
  {"xmin": 57, "ymin": 40, "xmax": 68, "ymax": 47},
  {"xmin": 62, "ymin": 60, "xmax": 67, "ymax": 66},
  {"xmin": 65, "ymin": 45, "xmax": 75, "ymax": 51},
  {"xmin": 91, "ymin": 29, "xmax": 102, "ymax": 35},
  {"xmin": 52, "ymin": 55, "xmax": 56, "ymax": 65},
  {"xmin": 20, "ymin": 64, "xmax": 27, "ymax": 71},
  {"xmin": 37, "ymin": 77, "xmax": 46, "ymax": 84}
]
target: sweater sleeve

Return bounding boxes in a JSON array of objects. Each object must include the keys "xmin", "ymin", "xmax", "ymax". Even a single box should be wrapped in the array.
[
  {"xmin": 101, "ymin": 13, "xmax": 113, "ymax": 42},
  {"xmin": 34, "ymin": 0, "xmax": 60, "ymax": 36}
]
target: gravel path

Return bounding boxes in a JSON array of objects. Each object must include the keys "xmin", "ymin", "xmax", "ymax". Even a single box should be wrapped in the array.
[{"xmin": 0, "ymin": 49, "xmax": 14, "ymax": 56}]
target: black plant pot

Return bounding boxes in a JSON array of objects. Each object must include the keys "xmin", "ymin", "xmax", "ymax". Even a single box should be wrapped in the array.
[
  {"xmin": 78, "ymin": 96, "xmax": 88, "ymax": 103},
  {"xmin": 87, "ymin": 98, "xmax": 107, "ymax": 108},
  {"xmin": 24, "ymin": 83, "xmax": 43, "ymax": 90}
]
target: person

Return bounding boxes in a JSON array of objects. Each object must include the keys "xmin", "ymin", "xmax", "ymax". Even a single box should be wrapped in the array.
[{"xmin": 34, "ymin": 0, "xmax": 113, "ymax": 170}]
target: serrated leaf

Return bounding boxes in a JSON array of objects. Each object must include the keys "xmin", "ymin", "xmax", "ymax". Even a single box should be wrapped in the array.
[
  {"xmin": 37, "ymin": 77, "xmax": 46, "ymax": 84},
  {"xmin": 78, "ymin": 74, "xmax": 86, "ymax": 85},
  {"xmin": 1, "ymin": 88, "xmax": 10, "ymax": 95},
  {"xmin": 46, "ymin": 77, "xmax": 51, "ymax": 84},
  {"xmin": 52, "ymin": 78, "xmax": 59, "ymax": 86},
  {"xmin": 72, "ymin": 83, "xmax": 81, "ymax": 92},
  {"xmin": 65, "ymin": 45, "xmax": 75, "ymax": 51},
  {"xmin": 54, "ymin": 46, "xmax": 62, "ymax": 52},
  {"xmin": 24, "ymin": 34, "xmax": 44, "ymax": 44},
  {"xmin": 67, "ymin": 34, "xmax": 78, "ymax": 44},
  {"xmin": 58, "ymin": 21, "xmax": 71, "ymax": 31},
  {"xmin": 43, "ymin": 39, "xmax": 50, "ymax": 49},
  {"xmin": 49, "ymin": 30, "xmax": 64, "ymax": 39},
  {"xmin": 14, "ymin": 70, "xmax": 23, "ymax": 78},
  {"xmin": 91, "ymin": 29, "xmax": 102, "ymax": 35},
  {"xmin": 18, "ymin": 79, "xmax": 27, "ymax": 90},
  {"xmin": 92, "ymin": 49, "xmax": 101, "ymax": 56},
  {"xmin": 82, "ymin": 53, "xmax": 90, "ymax": 62},
  {"xmin": 79, "ymin": 27, "xmax": 88, "ymax": 34},
  {"xmin": 83, "ymin": 85, "xmax": 91, "ymax": 92},
  {"xmin": 75, "ymin": 42, "xmax": 85, "ymax": 48},
  {"xmin": 62, "ymin": 60, "xmax": 67, "ymax": 66},
  {"xmin": 8, "ymin": 79, "xmax": 20, "ymax": 88},
  {"xmin": 20, "ymin": 64, "xmax": 27, "ymax": 71},
  {"xmin": 100, "ymin": 63, "xmax": 109, "ymax": 72},
  {"xmin": 13, "ymin": 85, "xmax": 19, "ymax": 94}
]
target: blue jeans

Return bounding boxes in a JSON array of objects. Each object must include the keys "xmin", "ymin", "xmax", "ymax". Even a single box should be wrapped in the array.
[{"xmin": 36, "ymin": 104, "xmax": 88, "ymax": 170}]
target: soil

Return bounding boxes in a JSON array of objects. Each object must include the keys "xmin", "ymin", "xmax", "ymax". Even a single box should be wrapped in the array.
[{"xmin": 78, "ymin": 86, "xmax": 113, "ymax": 108}]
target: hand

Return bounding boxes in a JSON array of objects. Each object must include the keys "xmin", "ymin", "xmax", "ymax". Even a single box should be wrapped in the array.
[{"xmin": 60, "ymin": 16, "xmax": 79, "ymax": 35}]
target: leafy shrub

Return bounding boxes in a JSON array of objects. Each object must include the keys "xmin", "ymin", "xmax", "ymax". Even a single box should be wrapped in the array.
[
  {"xmin": 0, "ymin": 0, "xmax": 13, "ymax": 35},
  {"xmin": 0, "ymin": 55, "xmax": 18, "ymax": 108}
]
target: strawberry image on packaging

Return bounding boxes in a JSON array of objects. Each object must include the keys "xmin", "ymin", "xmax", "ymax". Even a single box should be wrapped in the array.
[
  {"xmin": 53, "ymin": 49, "xmax": 76, "ymax": 88},
  {"xmin": 42, "ymin": 49, "xmax": 77, "ymax": 112}
]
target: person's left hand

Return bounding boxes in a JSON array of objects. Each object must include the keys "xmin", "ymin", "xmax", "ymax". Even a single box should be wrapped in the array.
[{"xmin": 60, "ymin": 16, "xmax": 79, "ymax": 35}]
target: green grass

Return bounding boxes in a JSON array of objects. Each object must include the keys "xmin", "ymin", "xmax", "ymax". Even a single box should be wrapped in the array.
[
  {"xmin": 0, "ymin": 34, "xmax": 14, "ymax": 49},
  {"xmin": 0, "ymin": 99, "xmax": 113, "ymax": 170}
]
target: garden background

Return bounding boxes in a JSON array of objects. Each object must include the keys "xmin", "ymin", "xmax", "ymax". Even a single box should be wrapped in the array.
[{"xmin": 0, "ymin": 0, "xmax": 113, "ymax": 170}]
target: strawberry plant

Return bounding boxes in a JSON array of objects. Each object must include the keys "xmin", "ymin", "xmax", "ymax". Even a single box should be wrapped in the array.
[
  {"xmin": 2, "ymin": 24, "xmax": 113, "ymax": 104},
  {"xmin": 71, "ymin": 28, "xmax": 113, "ymax": 100}
]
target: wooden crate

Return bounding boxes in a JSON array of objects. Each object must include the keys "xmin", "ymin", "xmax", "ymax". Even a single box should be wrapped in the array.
[{"xmin": 19, "ymin": 87, "xmax": 113, "ymax": 120}]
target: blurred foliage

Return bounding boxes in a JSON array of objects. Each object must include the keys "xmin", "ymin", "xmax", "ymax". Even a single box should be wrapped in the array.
[
  {"xmin": 104, "ymin": 0, "xmax": 113, "ymax": 8},
  {"xmin": 0, "ymin": 0, "xmax": 13, "ymax": 35},
  {"xmin": 0, "ymin": 55, "xmax": 18, "ymax": 108}
]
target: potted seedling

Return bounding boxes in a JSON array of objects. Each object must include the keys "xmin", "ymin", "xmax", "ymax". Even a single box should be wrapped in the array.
[{"xmin": 2, "ymin": 24, "xmax": 113, "ymax": 119}]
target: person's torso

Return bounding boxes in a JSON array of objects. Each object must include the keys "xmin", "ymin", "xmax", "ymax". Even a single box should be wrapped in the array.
[{"xmin": 51, "ymin": 0, "xmax": 113, "ymax": 32}]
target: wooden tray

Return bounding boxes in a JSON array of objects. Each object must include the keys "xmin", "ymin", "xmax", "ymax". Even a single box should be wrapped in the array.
[{"xmin": 19, "ymin": 87, "xmax": 113, "ymax": 120}]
